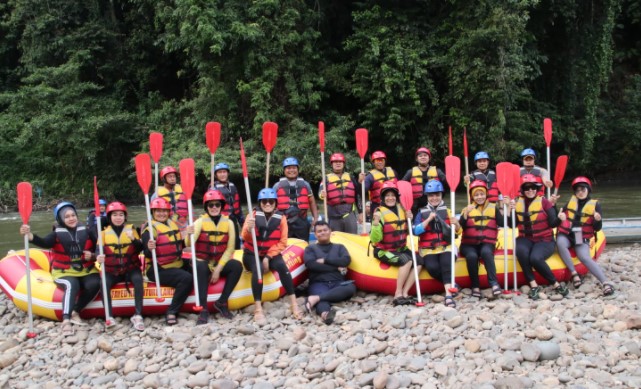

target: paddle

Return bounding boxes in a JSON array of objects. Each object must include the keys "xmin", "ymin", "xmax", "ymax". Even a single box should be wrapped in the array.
[
  {"xmin": 319, "ymin": 121, "xmax": 328, "ymax": 221},
  {"xmin": 397, "ymin": 180, "xmax": 425, "ymax": 306},
  {"xmin": 206, "ymin": 121, "xmax": 221, "ymax": 189},
  {"xmin": 179, "ymin": 158, "xmax": 202, "ymax": 312},
  {"xmin": 448, "ymin": 126, "xmax": 453, "ymax": 156},
  {"xmin": 240, "ymin": 138, "xmax": 263, "ymax": 284},
  {"xmin": 553, "ymin": 155, "xmax": 569, "ymax": 196},
  {"xmin": 17, "ymin": 182, "xmax": 36, "ymax": 338},
  {"xmin": 262, "ymin": 122, "xmax": 278, "ymax": 187},
  {"xmin": 93, "ymin": 177, "xmax": 113, "ymax": 326},
  {"xmin": 134, "ymin": 153, "xmax": 164, "ymax": 302},
  {"xmin": 444, "ymin": 155, "xmax": 461, "ymax": 292},
  {"xmin": 510, "ymin": 163, "xmax": 522, "ymax": 293},
  {"xmin": 463, "ymin": 127, "xmax": 470, "ymax": 203},
  {"xmin": 150, "ymin": 132, "xmax": 163, "ymax": 195},
  {"xmin": 496, "ymin": 162, "xmax": 513, "ymax": 292},
  {"xmin": 355, "ymin": 128, "xmax": 368, "ymax": 235},
  {"xmin": 544, "ymin": 118, "xmax": 552, "ymax": 198}
]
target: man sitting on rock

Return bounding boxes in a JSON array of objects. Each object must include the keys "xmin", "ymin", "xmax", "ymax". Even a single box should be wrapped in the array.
[{"xmin": 303, "ymin": 221, "xmax": 356, "ymax": 324}]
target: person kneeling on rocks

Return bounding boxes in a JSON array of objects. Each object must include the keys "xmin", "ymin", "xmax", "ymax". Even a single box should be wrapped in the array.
[{"xmin": 303, "ymin": 221, "xmax": 356, "ymax": 324}]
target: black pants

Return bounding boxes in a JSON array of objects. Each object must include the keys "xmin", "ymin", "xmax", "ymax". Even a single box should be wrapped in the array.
[
  {"xmin": 422, "ymin": 251, "xmax": 454, "ymax": 285},
  {"xmin": 146, "ymin": 262, "xmax": 193, "ymax": 315},
  {"xmin": 230, "ymin": 216, "xmax": 242, "ymax": 249},
  {"xmin": 308, "ymin": 280, "xmax": 356, "ymax": 314},
  {"xmin": 515, "ymin": 238, "xmax": 557, "ymax": 284},
  {"xmin": 460, "ymin": 243, "xmax": 498, "ymax": 288},
  {"xmin": 242, "ymin": 252, "xmax": 295, "ymax": 302},
  {"xmin": 54, "ymin": 273, "xmax": 101, "ymax": 320},
  {"xmin": 104, "ymin": 269, "xmax": 143, "ymax": 317},
  {"xmin": 287, "ymin": 216, "xmax": 311, "ymax": 241},
  {"xmin": 195, "ymin": 259, "xmax": 243, "ymax": 307}
]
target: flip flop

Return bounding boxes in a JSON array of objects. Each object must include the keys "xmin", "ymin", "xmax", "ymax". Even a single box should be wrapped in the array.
[
  {"xmin": 130, "ymin": 315, "xmax": 145, "ymax": 331},
  {"xmin": 491, "ymin": 285, "xmax": 502, "ymax": 296},
  {"xmin": 572, "ymin": 273, "xmax": 583, "ymax": 289},
  {"xmin": 471, "ymin": 289, "xmax": 482, "ymax": 299},
  {"xmin": 602, "ymin": 283, "xmax": 615, "ymax": 296}
]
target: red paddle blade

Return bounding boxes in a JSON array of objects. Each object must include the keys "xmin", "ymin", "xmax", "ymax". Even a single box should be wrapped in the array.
[
  {"xmin": 149, "ymin": 132, "xmax": 163, "ymax": 163},
  {"xmin": 135, "ymin": 153, "xmax": 152, "ymax": 195},
  {"xmin": 496, "ymin": 162, "xmax": 513, "ymax": 196},
  {"xmin": 543, "ymin": 118, "xmax": 552, "ymax": 147},
  {"xmin": 511, "ymin": 163, "xmax": 521, "ymax": 198},
  {"xmin": 448, "ymin": 126, "xmax": 453, "ymax": 156},
  {"xmin": 17, "ymin": 182, "xmax": 33, "ymax": 224},
  {"xmin": 397, "ymin": 181, "xmax": 414, "ymax": 211},
  {"xmin": 319, "ymin": 121, "xmax": 325, "ymax": 152},
  {"xmin": 240, "ymin": 138, "xmax": 248, "ymax": 178},
  {"xmin": 463, "ymin": 127, "xmax": 468, "ymax": 157},
  {"xmin": 355, "ymin": 128, "xmax": 368, "ymax": 159},
  {"xmin": 554, "ymin": 155, "xmax": 569, "ymax": 189},
  {"xmin": 206, "ymin": 121, "xmax": 221, "ymax": 154},
  {"xmin": 179, "ymin": 158, "xmax": 196, "ymax": 198},
  {"xmin": 262, "ymin": 122, "xmax": 278, "ymax": 153},
  {"xmin": 445, "ymin": 156, "xmax": 461, "ymax": 190},
  {"xmin": 93, "ymin": 176, "xmax": 101, "ymax": 215}
]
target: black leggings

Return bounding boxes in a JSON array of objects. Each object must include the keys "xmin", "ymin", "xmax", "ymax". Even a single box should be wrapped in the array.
[
  {"xmin": 515, "ymin": 238, "xmax": 557, "ymax": 284},
  {"xmin": 242, "ymin": 252, "xmax": 295, "ymax": 302},
  {"xmin": 422, "ymin": 251, "xmax": 453, "ymax": 286},
  {"xmin": 460, "ymin": 243, "xmax": 498, "ymax": 288},
  {"xmin": 146, "ymin": 263, "xmax": 193, "ymax": 315},
  {"xmin": 104, "ymin": 270, "xmax": 143, "ymax": 317},
  {"xmin": 54, "ymin": 273, "xmax": 101, "ymax": 320},
  {"xmin": 195, "ymin": 259, "xmax": 243, "ymax": 307}
]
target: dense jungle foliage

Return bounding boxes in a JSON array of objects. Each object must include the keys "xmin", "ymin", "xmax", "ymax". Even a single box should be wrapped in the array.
[{"xmin": 0, "ymin": 0, "xmax": 639, "ymax": 207}]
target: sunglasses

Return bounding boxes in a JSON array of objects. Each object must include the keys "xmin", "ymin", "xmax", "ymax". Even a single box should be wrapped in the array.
[
  {"xmin": 207, "ymin": 202, "xmax": 223, "ymax": 209},
  {"xmin": 574, "ymin": 186, "xmax": 588, "ymax": 193},
  {"xmin": 260, "ymin": 199, "xmax": 276, "ymax": 205},
  {"xmin": 522, "ymin": 185, "xmax": 538, "ymax": 191}
]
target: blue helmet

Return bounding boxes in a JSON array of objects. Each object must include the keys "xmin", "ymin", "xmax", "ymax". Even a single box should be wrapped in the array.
[
  {"xmin": 53, "ymin": 201, "xmax": 76, "ymax": 224},
  {"xmin": 98, "ymin": 198, "xmax": 107, "ymax": 206},
  {"xmin": 520, "ymin": 148, "xmax": 537, "ymax": 159},
  {"xmin": 214, "ymin": 162, "xmax": 230, "ymax": 174},
  {"xmin": 282, "ymin": 157, "xmax": 299, "ymax": 168},
  {"xmin": 474, "ymin": 151, "xmax": 490, "ymax": 161},
  {"xmin": 257, "ymin": 188, "xmax": 277, "ymax": 201},
  {"xmin": 424, "ymin": 180, "xmax": 444, "ymax": 194}
]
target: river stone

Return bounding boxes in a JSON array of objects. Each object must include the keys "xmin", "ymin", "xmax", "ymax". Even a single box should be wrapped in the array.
[
  {"xmin": 536, "ymin": 341, "xmax": 561, "ymax": 360},
  {"xmin": 142, "ymin": 373, "xmax": 161, "ymax": 388},
  {"xmin": 97, "ymin": 338, "xmax": 112, "ymax": 352},
  {"xmin": 373, "ymin": 371, "xmax": 388, "ymax": 389},
  {"xmin": 324, "ymin": 359, "xmax": 341, "ymax": 372},
  {"xmin": 494, "ymin": 376, "xmax": 527, "ymax": 389},
  {"xmin": 626, "ymin": 314, "xmax": 641, "ymax": 329},
  {"xmin": 345, "ymin": 345, "xmax": 369, "ymax": 360},
  {"xmin": 188, "ymin": 371, "xmax": 211, "ymax": 388},
  {"xmin": 446, "ymin": 315, "xmax": 464, "ymax": 328},
  {"xmin": 360, "ymin": 359, "xmax": 377, "ymax": 373},
  {"xmin": 520, "ymin": 343, "xmax": 541, "ymax": 362},
  {"xmin": 356, "ymin": 372, "xmax": 376, "ymax": 387},
  {"xmin": 103, "ymin": 357, "xmax": 119, "ymax": 371},
  {"xmin": 0, "ymin": 353, "xmax": 18, "ymax": 369},
  {"xmin": 210, "ymin": 379, "xmax": 236, "ymax": 389},
  {"xmin": 465, "ymin": 339, "xmax": 481, "ymax": 353},
  {"xmin": 0, "ymin": 339, "xmax": 19, "ymax": 352}
]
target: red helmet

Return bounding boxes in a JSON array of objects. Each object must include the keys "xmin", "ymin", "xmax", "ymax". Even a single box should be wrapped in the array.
[
  {"xmin": 469, "ymin": 180, "xmax": 488, "ymax": 194},
  {"xmin": 521, "ymin": 174, "xmax": 542, "ymax": 189},
  {"xmin": 150, "ymin": 197, "xmax": 171, "ymax": 210},
  {"xmin": 106, "ymin": 201, "xmax": 127, "ymax": 216},
  {"xmin": 371, "ymin": 151, "xmax": 387, "ymax": 161},
  {"xmin": 160, "ymin": 166, "xmax": 178, "ymax": 180},
  {"xmin": 415, "ymin": 147, "xmax": 431, "ymax": 158},
  {"xmin": 380, "ymin": 180, "xmax": 399, "ymax": 197},
  {"xmin": 203, "ymin": 190, "xmax": 225, "ymax": 204},
  {"xmin": 329, "ymin": 153, "xmax": 346, "ymax": 163},
  {"xmin": 571, "ymin": 176, "xmax": 592, "ymax": 191}
]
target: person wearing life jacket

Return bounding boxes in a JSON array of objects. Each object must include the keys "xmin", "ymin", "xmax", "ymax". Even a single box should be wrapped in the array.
[
  {"xmin": 272, "ymin": 157, "xmax": 319, "ymax": 241},
  {"xmin": 156, "ymin": 166, "xmax": 189, "ymax": 232},
  {"xmin": 241, "ymin": 188, "xmax": 303, "ymax": 325},
  {"xmin": 464, "ymin": 151, "xmax": 499, "ymax": 203},
  {"xmin": 318, "ymin": 153, "xmax": 360, "ymax": 233},
  {"xmin": 557, "ymin": 177, "xmax": 613, "ymax": 296},
  {"xmin": 211, "ymin": 162, "xmax": 244, "ymax": 249},
  {"xmin": 86, "ymin": 198, "xmax": 108, "ymax": 231},
  {"xmin": 402, "ymin": 147, "xmax": 446, "ymax": 214},
  {"xmin": 362, "ymin": 151, "xmax": 398, "ymax": 219},
  {"xmin": 95, "ymin": 202, "xmax": 145, "ymax": 331},
  {"xmin": 519, "ymin": 148, "xmax": 552, "ymax": 196},
  {"xmin": 458, "ymin": 180, "xmax": 505, "ymax": 298},
  {"xmin": 184, "ymin": 190, "xmax": 243, "ymax": 324},
  {"xmin": 142, "ymin": 197, "xmax": 192, "ymax": 325},
  {"xmin": 369, "ymin": 181, "xmax": 418, "ymax": 306},
  {"xmin": 412, "ymin": 180, "xmax": 461, "ymax": 308},
  {"xmin": 20, "ymin": 202, "xmax": 100, "ymax": 336},
  {"xmin": 507, "ymin": 174, "xmax": 567, "ymax": 300}
]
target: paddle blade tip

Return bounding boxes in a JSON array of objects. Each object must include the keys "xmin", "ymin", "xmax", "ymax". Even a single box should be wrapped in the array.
[
  {"xmin": 26, "ymin": 332, "xmax": 37, "ymax": 339},
  {"xmin": 193, "ymin": 306, "xmax": 203, "ymax": 312},
  {"xmin": 155, "ymin": 297, "xmax": 165, "ymax": 303}
]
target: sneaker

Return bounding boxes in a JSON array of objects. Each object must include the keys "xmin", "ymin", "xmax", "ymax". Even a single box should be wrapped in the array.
[
  {"xmin": 196, "ymin": 311, "xmax": 209, "ymax": 325},
  {"xmin": 212, "ymin": 300, "xmax": 234, "ymax": 319},
  {"xmin": 70, "ymin": 312, "xmax": 87, "ymax": 326},
  {"xmin": 528, "ymin": 286, "xmax": 541, "ymax": 300},
  {"xmin": 555, "ymin": 284, "xmax": 569, "ymax": 297}
]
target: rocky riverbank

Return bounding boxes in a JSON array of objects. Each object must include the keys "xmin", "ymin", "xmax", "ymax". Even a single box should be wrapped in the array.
[{"xmin": 1, "ymin": 245, "xmax": 640, "ymax": 389}]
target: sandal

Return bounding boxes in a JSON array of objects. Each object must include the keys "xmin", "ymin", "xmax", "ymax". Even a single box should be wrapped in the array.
[
  {"xmin": 602, "ymin": 283, "xmax": 615, "ymax": 296},
  {"xmin": 491, "ymin": 284, "xmax": 502, "ymax": 296},
  {"xmin": 571, "ymin": 273, "xmax": 583, "ymax": 289},
  {"xmin": 165, "ymin": 314, "xmax": 178, "ymax": 326},
  {"xmin": 130, "ymin": 315, "xmax": 145, "ymax": 331},
  {"xmin": 392, "ymin": 297, "xmax": 406, "ymax": 306},
  {"xmin": 444, "ymin": 296, "xmax": 456, "ymax": 308},
  {"xmin": 321, "ymin": 308, "xmax": 336, "ymax": 325},
  {"xmin": 403, "ymin": 296, "xmax": 418, "ymax": 304},
  {"xmin": 528, "ymin": 286, "xmax": 541, "ymax": 300},
  {"xmin": 61, "ymin": 320, "xmax": 74, "ymax": 336},
  {"xmin": 555, "ymin": 284, "xmax": 569, "ymax": 297},
  {"xmin": 471, "ymin": 289, "xmax": 482, "ymax": 299}
]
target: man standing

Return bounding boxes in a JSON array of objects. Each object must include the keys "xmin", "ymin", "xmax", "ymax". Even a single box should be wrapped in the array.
[
  {"xmin": 402, "ymin": 147, "xmax": 446, "ymax": 214},
  {"xmin": 519, "ymin": 148, "xmax": 552, "ymax": 196},
  {"xmin": 156, "ymin": 166, "xmax": 189, "ymax": 232},
  {"xmin": 273, "ymin": 157, "xmax": 319, "ymax": 241},
  {"xmin": 319, "ymin": 153, "xmax": 360, "ymax": 233},
  {"xmin": 212, "ymin": 162, "xmax": 244, "ymax": 248},
  {"xmin": 303, "ymin": 221, "xmax": 356, "ymax": 324},
  {"xmin": 361, "ymin": 150, "xmax": 398, "ymax": 219}
]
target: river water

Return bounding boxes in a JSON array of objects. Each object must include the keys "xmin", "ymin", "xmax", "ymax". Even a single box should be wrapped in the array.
[{"xmin": 0, "ymin": 183, "xmax": 639, "ymax": 255}]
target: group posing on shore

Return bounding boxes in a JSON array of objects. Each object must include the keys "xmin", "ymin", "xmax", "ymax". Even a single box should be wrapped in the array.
[{"xmin": 18, "ymin": 146, "xmax": 613, "ymax": 335}]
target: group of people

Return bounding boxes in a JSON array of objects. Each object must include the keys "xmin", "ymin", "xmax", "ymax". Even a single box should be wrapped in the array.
[{"xmin": 18, "ymin": 145, "xmax": 613, "ymax": 335}]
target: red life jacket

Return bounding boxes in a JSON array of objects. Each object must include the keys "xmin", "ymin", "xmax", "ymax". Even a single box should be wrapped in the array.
[
  {"xmin": 515, "ymin": 197, "xmax": 554, "ymax": 241},
  {"xmin": 461, "ymin": 203, "xmax": 498, "ymax": 245},
  {"xmin": 50, "ymin": 226, "xmax": 95, "ymax": 271},
  {"xmin": 325, "ymin": 172, "xmax": 356, "ymax": 205},
  {"xmin": 144, "ymin": 220, "xmax": 183, "ymax": 267},
  {"xmin": 557, "ymin": 196, "xmax": 598, "ymax": 240},
  {"xmin": 158, "ymin": 184, "xmax": 189, "ymax": 220},
  {"xmin": 195, "ymin": 215, "xmax": 230, "ymax": 262},
  {"xmin": 410, "ymin": 166, "xmax": 438, "ymax": 199},
  {"xmin": 417, "ymin": 205, "xmax": 451, "ymax": 249},
  {"xmin": 374, "ymin": 206, "xmax": 408, "ymax": 251},
  {"xmin": 470, "ymin": 170, "xmax": 499, "ymax": 203},
  {"xmin": 102, "ymin": 224, "xmax": 141, "ymax": 275},
  {"xmin": 214, "ymin": 181, "xmax": 242, "ymax": 220},
  {"xmin": 243, "ymin": 211, "xmax": 283, "ymax": 257},
  {"xmin": 369, "ymin": 168, "xmax": 397, "ymax": 204},
  {"xmin": 276, "ymin": 178, "xmax": 310, "ymax": 217}
]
